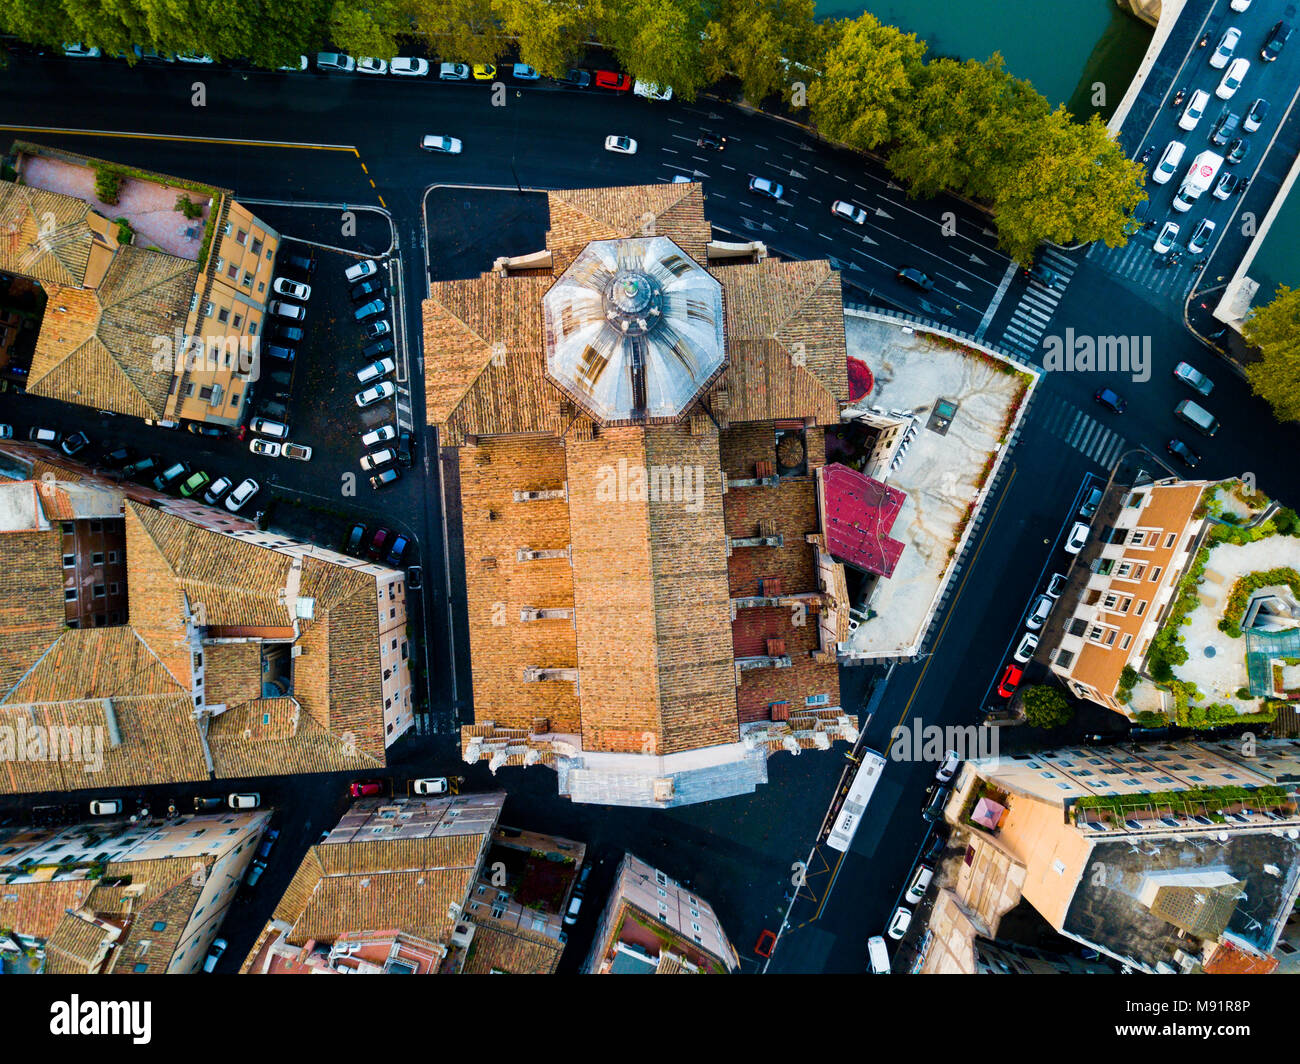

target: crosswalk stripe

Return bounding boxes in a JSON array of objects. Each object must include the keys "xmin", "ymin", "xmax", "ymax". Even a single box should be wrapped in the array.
[
  {"xmin": 1076, "ymin": 421, "xmax": 1101, "ymax": 452},
  {"xmin": 1015, "ymin": 305, "xmax": 1051, "ymax": 325},
  {"xmin": 1022, "ymin": 291, "xmax": 1060, "ymax": 313},
  {"xmin": 1090, "ymin": 426, "xmax": 1115, "ymax": 459}
]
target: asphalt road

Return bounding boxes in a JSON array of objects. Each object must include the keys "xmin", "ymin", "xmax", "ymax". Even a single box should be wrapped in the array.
[{"xmin": 2, "ymin": 44, "xmax": 1299, "ymax": 974}]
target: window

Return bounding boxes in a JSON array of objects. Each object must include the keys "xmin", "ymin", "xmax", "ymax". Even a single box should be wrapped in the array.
[
  {"xmin": 656, "ymin": 887, "xmax": 667, "ymax": 898},
  {"xmin": 1149, "ymin": 566, "xmax": 1162, "ymax": 582},
  {"xmin": 1136, "ymin": 600, "xmax": 1147, "ymax": 616},
  {"xmin": 232, "ymin": 314, "xmax": 243, "ymax": 329},
  {"xmin": 60, "ymin": 522, "xmax": 74, "ymax": 534},
  {"xmin": 806, "ymin": 693, "xmax": 829, "ymax": 706},
  {"xmin": 1165, "ymin": 532, "xmax": 1177, "ymax": 549},
  {"xmin": 250, "ymin": 238, "xmax": 263, "ymax": 256},
  {"xmin": 152, "ymin": 920, "xmax": 167, "ymax": 932},
  {"xmin": 183, "ymin": 383, "xmax": 195, "ymax": 397},
  {"xmin": 1126, "ymin": 492, "xmax": 1145, "ymax": 508},
  {"xmin": 236, "ymin": 228, "xmax": 248, "ymax": 244},
  {"xmin": 1120, "ymin": 634, "xmax": 1132, "ymax": 651},
  {"xmin": 199, "ymin": 386, "xmax": 214, "ymax": 401},
  {"xmin": 217, "ymin": 307, "xmax": 230, "ymax": 323},
  {"xmin": 62, "ymin": 554, "xmax": 75, "ymax": 567},
  {"xmin": 64, "ymin": 588, "xmax": 77, "ymax": 601},
  {"xmin": 108, "ymin": 551, "xmax": 119, "ymax": 564},
  {"xmin": 242, "ymin": 271, "xmax": 253, "ymax": 288},
  {"xmin": 133, "ymin": 962, "xmax": 149, "ymax": 973},
  {"xmin": 1117, "ymin": 561, "xmax": 1133, "ymax": 578},
  {"xmin": 225, "ymin": 263, "xmax": 238, "ymax": 281},
  {"xmin": 1133, "ymin": 564, "xmax": 1146, "ymax": 579},
  {"xmin": 108, "ymin": 582, "xmax": 119, "ymax": 595},
  {"xmin": 90, "ymin": 521, "xmax": 102, "ymax": 533},
  {"xmin": 1055, "ymin": 649, "xmax": 1075, "ymax": 668}
]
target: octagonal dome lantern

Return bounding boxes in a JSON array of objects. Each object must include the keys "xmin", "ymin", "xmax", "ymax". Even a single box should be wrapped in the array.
[{"xmin": 542, "ymin": 236, "xmax": 726, "ymax": 425}]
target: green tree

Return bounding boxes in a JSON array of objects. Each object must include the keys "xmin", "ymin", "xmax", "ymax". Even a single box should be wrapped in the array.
[
  {"xmin": 328, "ymin": 0, "xmax": 405, "ymax": 59},
  {"xmin": 410, "ymin": 0, "xmax": 506, "ymax": 65},
  {"xmin": 603, "ymin": 0, "xmax": 710, "ymax": 100},
  {"xmin": 1020, "ymin": 684, "xmax": 1074, "ymax": 728},
  {"xmin": 807, "ymin": 13, "xmax": 925, "ymax": 150},
  {"xmin": 1241, "ymin": 285, "xmax": 1300, "ymax": 424},
  {"xmin": 699, "ymin": 0, "xmax": 819, "ymax": 107},
  {"xmin": 887, "ymin": 55, "xmax": 1050, "ymax": 201},
  {"xmin": 494, "ymin": 0, "xmax": 605, "ymax": 77},
  {"xmin": 991, "ymin": 109, "xmax": 1145, "ymax": 263}
]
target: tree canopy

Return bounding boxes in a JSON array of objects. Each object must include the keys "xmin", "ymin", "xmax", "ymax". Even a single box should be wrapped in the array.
[
  {"xmin": 1021, "ymin": 684, "xmax": 1075, "ymax": 729},
  {"xmin": 1242, "ymin": 285, "xmax": 1300, "ymax": 424}
]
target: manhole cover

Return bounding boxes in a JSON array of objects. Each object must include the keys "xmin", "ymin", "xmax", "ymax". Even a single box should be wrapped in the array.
[{"xmin": 1204, "ymin": 646, "xmax": 1217, "ymax": 658}]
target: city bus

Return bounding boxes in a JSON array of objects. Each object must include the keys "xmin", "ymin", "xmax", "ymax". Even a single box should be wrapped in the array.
[{"xmin": 826, "ymin": 748, "xmax": 888, "ymax": 852}]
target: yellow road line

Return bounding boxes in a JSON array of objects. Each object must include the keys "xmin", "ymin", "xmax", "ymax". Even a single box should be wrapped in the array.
[{"xmin": 0, "ymin": 125, "xmax": 356, "ymax": 151}]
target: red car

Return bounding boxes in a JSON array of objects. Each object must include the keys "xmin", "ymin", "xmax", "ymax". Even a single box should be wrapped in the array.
[
  {"xmin": 366, "ymin": 527, "xmax": 390, "ymax": 561},
  {"xmin": 594, "ymin": 70, "xmax": 632, "ymax": 92},
  {"xmin": 349, "ymin": 780, "xmax": 384, "ymax": 797},
  {"xmin": 997, "ymin": 664, "xmax": 1024, "ymax": 699}
]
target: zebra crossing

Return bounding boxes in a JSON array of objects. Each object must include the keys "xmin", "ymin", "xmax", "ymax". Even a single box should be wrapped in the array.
[
  {"xmin": 1035, "ymin": 393, "xmax": 1130, "ymax": 469},
  {"xmin": 995, "ymin": 248, "xmax": 1078, "ymax": 362},
  {"xmin": 1086, "ymin": 233, "xmax": 1199, "ymax": 301}
]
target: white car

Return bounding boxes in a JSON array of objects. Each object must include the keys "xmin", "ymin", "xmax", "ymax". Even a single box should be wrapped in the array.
[
  {"xmin": 361, "ymin": 423, "xmax": 398, "ymax": 447},
  {"xmin": 1178, "ymin": 89, "xmax": 1210, "ymax": 130},
  {"xmin": 439, "ymin": 62, "xmax": 469, "ymax": 80},
  {"xmin": 633, "ymin": 79, "xmax": 672, "ymax": 101},
  {"xmin": 177, "ymin": 52, "xmax": 214, "ymax": 64},
  {"xmin": 1025, "ymin": 594, "xmax": 1054, "ymax": 630},
  {"xmin": 228, "ymin": 792, "xmax": 261, "ymax": 809},
  {"xmin": 904, "ymin": 866, "xmax": 934, "ymax": 905},
  {"xmin": 749, "ymin": 175, "xmax": 785, "ymax": 199},
  {"xmin": 357, "ymin": 57, "xmax": 388, "ymax": 75},
  {"xmin": 345, "ymin": 259, "xmax": 378, "ymax": 283},
  {"xmin": 605, "ymin": 135, "xmax": 637, "ymax": 154},
  {"xmin": 63, "ymin": 43, "xmax": 101, "ymax": 58},
  {"xmin": 89, "ymin": 799, "xmax": 122, "ymax": 815},
  {"xmin": 250, "ymin": 417, "xmax": 289, "ymax": 439},
  {"xmin": 1230, "ymin": 0, "xmax": 1250, "ymax": 10},
  {"xmin": 391, "ymin": 57, "xmax": 429, "ymax": 77},
  {"xmin": 1013, "ymin": 632, "xmax": 1039, "ymax": 664},
  {"xmin": 250, "ymin": 439, "xmax": 281, "ymax": 458},
  {"xmin": 512, "ymin": 63, "xmax": 540, "ymax": 80},
  {"xmin": 413, "ymin": 777, "xmax": 449, "ymax": 795},
  {"xmin": 356, "ymin": 380, "xmax": 396, "ymax": 408},
  {"xmin": 886, "ymin": 906, "xmax": 912, "ymax": 940},
  {"xmin": 356, "ymin": 356, "xmax": 396, "ymax": 384},
  {"xmin": 282, "ymin": 442, "xmax": 312, "ymax": 461},
  {"xmin": 1216, "ymin": 57, "xmax": 1249, "ymax": 99},
  {"xmin": 202, "ymin": 937, "xmax": 227, "ymax": 973},
  {"xmin": 421, "ymin": 135, "xmax": 462, "ymax": 154},
  {"xmin": 360, "ymin": 447, "xmax": 396, "ymax": 471},
  {"xmin": 935, "ymin": 750, "xmax": 960, "ymax": 784},
  {"xmin": 203, "ymin": 476, "xmax": 232, "ymax": 504},
  {"xmin": 268, "ymin": 299, "xmax": 305, "ymax": 320},
  {"xmin": 1210, "ymin": 27, "xmax": 1241, "ymax": 69},
  {"xmin": 317, "ymin": 52, "xmax": 355, "ymax": 73},
  {"xmin": 1153, "ymin": 220, "xmax": 1179, "ymax": 255},
  {"xmin": 1187, "ymin": 218, "xmax": 1216, "ymax": 255},
  {"xmin": 225, "ymin": 478, "xmax": 260, "ymax": 512},
  {"xmin": 1064, "ymin": 521, "xmax": 1091, "ymax": 554},
  {"xmin": 831, "ymin": 200, "xmax": 869, "ymax": 224},
  {"xmin": 1153, "ymin": 140, "xmax": 1184, "ymax": 184},
  {"xmin": 272, "ymin": 277, "xmax": 311, "ymax": 300}
]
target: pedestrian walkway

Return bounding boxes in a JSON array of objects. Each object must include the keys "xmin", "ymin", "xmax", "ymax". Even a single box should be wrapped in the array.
[
  {"xmin": 395, "ymin": 386, "xmax": 414, "ymax": 431},
  {"xmin": 993, "ymin": 248, "xmax": 1078, "ymax": 362},
  {"xmin": 1087, "ymin": 231, "xmax": 1200, "ymax": 302},
  {"xmin": 1034, "ymin": 393, "xmax": 1129, "ymax": 469}
]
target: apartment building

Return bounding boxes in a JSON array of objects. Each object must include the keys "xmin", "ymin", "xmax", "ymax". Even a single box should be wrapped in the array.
[
  {"xmin": 425, "ymin": 183, "xmax": 859, "ymax": 807},
  {"xmin": 1, "ymin": 141, "xmax": 280, "ymax": 428},
  {"xmin": 585, "ymin": 852, "xmax": 739, "ymax": 973},
  {"xmin": 0, "ymin": 448, "xmax": 413, "ymax": 794},
  {"xmin": 922, "ymin": 742, "xmax": 1300, "ymax": 974},
  {"xmin": 0, "ymin": 811, "xmax": 269, "ymax": 974},
  {"xmin": 1047, "ymin": 477, "xmax": 1209, "ymax": 710}
]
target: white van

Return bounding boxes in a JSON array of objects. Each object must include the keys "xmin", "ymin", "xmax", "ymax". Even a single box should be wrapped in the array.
[
  {"xmin": 1174, "ymin": 399, "xmax": 1219, "ymax": 436},
  {"xmin": 905, "ymin": 864, "xmax": 935, "ymax": 904},
  {"xmin": 867, "ymin": 935, "xmax": 891, "ymax": 974}
]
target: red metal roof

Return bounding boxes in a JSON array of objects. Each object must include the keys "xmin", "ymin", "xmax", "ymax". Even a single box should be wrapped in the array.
[{"xmin": 819, "ymin": 464, "xmax": 906, "ymax": 578}]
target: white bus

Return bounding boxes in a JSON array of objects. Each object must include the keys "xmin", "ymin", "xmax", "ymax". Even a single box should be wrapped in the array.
[{"xmin": 826, "ymin": 748, "xmax": 887, "ymax": 852}]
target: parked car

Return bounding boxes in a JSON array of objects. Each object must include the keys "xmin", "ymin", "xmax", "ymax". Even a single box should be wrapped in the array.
[
  {"xmin": 512, "ymin": 63, "xmax": 540, "ymax": 80},
  {"xmin": 1064, "ymin": 522, "xmax": 1090, "ymax": 554},
  {"xmin": 246, "ymin": 859, "xmax": 267, "ymax": 886},
  {"xmin": 179, "ymin": 471, "xmax": 211, "ymax": 498},
  {"xmin": 997, "ymin": 663, "xmax": 1023, "ymax": 699},
  {"xmin": 89, "ymin": 798, "xmax": 122, "ymax": 815},
  {"xmin": 471, "ymin": 64, "xmax": 496, "ymax": 80},
  {"xmin": 831, "ymin": 199, "xmax": 869, "ymax": 225},
  {"xmin": 102, "ymin": 446, "xmax": 131, "ymax": 467},
  {"xmin": 905, "ymin": 865, "xmax": 935, "ymax": 905},
  {"xmin": 316, "ymin": 52, "xmax": 355, "ymax": 72},
  {"xmin": 185, "ymin": 423, "xmax": 224, "ymax": 437},
  {"xmin": 355, "ymin": 298, "xmax": 388, "ymax": 321},
  {"xmin": 1261, "ymin": 20, "xmax": 1291, "ymax": 62},
  {"xmin": 1216, "ymin": 57, "xmax": 1249, "ymax": 99},
  {"xmin": 564, "ymin": 894, "xmax": 582, "ymax": 926},
  {"xmin": 935, "ymin": 750, "xmax": 960, "ymax": 784},
  {"xmin": 921, "ymin": 783, "xmax": 950, "ymax": 822},
  {"xmin": 282, "ymin": 442, "xmax": 312, "ymax": 461},
  {"xmin": 386, "ymin": 534, "xmax": 409, "ymax": 567},
  {"xmin": 1166, "ymin": 438, "xmax": 1201, "ymax": 468},
  {"xmin": 593, "ymin": 70, "xmax": 632, "ymax": 91},
  {"xmin": 122, "ymin": 456, "xmax": 158, "ymax": 479},
  {"xmin": 350, "ymin": 779, "xmax": 384, "ymax": 797},
  {"xmin": 1209, "ymin": 27, "xmax": 1240, "ymax": 69},
  {"xmin": 362, "ymin": 423, "xmax": 398, "ymax": 448},
  {"xmin": 362, "ymin": 337, "xmax": 395, "ymax": 359},
  {"xmin": 1094, "ymin": 387, "xmax": 1127, "ymax": 414},
  {"xmin": 356, "ymin": 356, "xmax": 396, "ymax": 385},
  {"xmin": 193, "ymin": 795, "xmax": 224, "ymax": 811},
  {"xmin": 60, "ymin": 431, "xmax": 90, "ymax": 456},
  {"xmin": 282, "ymin": 252, "xmax": 316, "ymax": 275},
  {"xmin": 391, "ymin": 57, "xmax": 429, "ymax": 77},
  {"xmin": 887, "ymin": 906, "xmax": 912, "ymax": 940},
  {"xmin": 250, "ymin": 417, "xmax": 289, "ymax": 439},
  {"xmin": 28, "ymin": 426, "xmax": 60, "ymax": 445},
  {"xmin": 438, "ymin": 62, "xmax": 469, "ymax": 80},
  {"xmin": 1187, "ymin": 218, "xmax": 1217, "ymax": 254},
  {"xmin": 1243, "ymin": 96, "xmax": 1269, "ymax": 132},
  {"xmin": 748, "ymin": 175, "xmax": 784, "ymax": 199},
  {"xmin": 356, "ymin": 380, "xmax": 396, "ymax": 407},
  {"xmin": 268, "ymin": 299, "xmax": 305, "ymax": 320},
  {"xmin": 895, "ymin": 267, "xmax": 934, "ymax": 291},
  {"xmin": 258, "ymin": 828, "xmax": 280, "ymax": 859},
  {"xmin": 1025, "ymin": 593, "xmax": 1054, "ymax": 630},
  {"xmin": 421, "ymin": 134, "xmax": 463, "ymax": 154},
  {"xmin": 227, "ymin": 792, "xmax": 260, "ymax": 809},
  {"xmin": 63, "ymin": 43, "xmax": 102, "ymax": 58},
  {"xmin": 362, "ymin": 318, "xmax": 391, "ymax": 340},
  {"xmin": 413, "ymin": 777, "xmax": 448, "ymax": 795},
  {"xmin": 250, "ymin": 439, "xmax": 281, "ymax": 457},
  {"xmin": 1012, "ymin": 632, "xmax": 1039, "ymax": 664},
  {"xmin": 396, "ymin": 430, "xmax": 414, "ymax": 467},
  {"xmin": 370, "ymin": 468, "xmax": 401, "ymax": 490},
  {"xmin": 632, "ymin": 79, "xmax": 672, "ymax": 100},
  {"xmin": 357, "ymin": 57, "xmax": 388, "ymax": 75},
  {"xmin": 273, "ymin": 323, "xmax": 304, "ymax": 344},
  {"xmin": 203, "ymin": 476, "xmax": 233, "ymax": 504},
  {"xmin": 153, "ymin": 461, "xmax": 190, "ymax": 491},
  {"xmin": 1079, "ymin": 486, "xmax": 1104, "ymax": 518},
  {"xmin": 1046, "ymin": 573, "xmax": 1067, "ymax": 599},
  {"xmin": 351, "ymin": 279, "xmax": 383, "ymax": 303},
  {"xmin": 360, "ymin": 447, "xmax": 395, "ymax": 471},
  {"xmin": 265, "ymin": 343, "xmax": 295, "ymax": 362},
  {"xmin": 346, "ymin": 523, "xmax": 368, "ymax": 556},
  {"xmin": 225, "ymin": 478, "xmax": 260, "ymax": 512},
  {"xmin": 559, "ymin": 68, "xmax": 591, "ymax": 87},
  {"xmin": 272, "ymin": 276, "xmax": 311, "ymax": 301},
  {"xmin": 202, "ymin": 938, "xmax": 227, "ymax": 973},
  {"xmin": 345, "ymin": 259, "xmax": 378, "ymax": 283},
  {"xmin": 604, "ymin": 135, "xmax": 637, "ymax": 155},
  {"xmin": 1173, "ymin": 361, "xmax": 1214, "ymax": 396},
  {"xmin": 367, "ymin": 528, "xmax": 391, "ymax": 560}
]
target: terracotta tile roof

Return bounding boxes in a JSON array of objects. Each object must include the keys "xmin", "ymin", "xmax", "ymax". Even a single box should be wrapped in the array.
[
  {"xmin": 461, "ymin": 921, "xmax": 563, "ymax": 974},
  {"xmin": 0, "ymin": 878, "xmax": 96, "ymax": 941},
  {"xmin": 43, "ymin": 910, "xmax": 118, "ymax": 973},
  {"xmin": 1203, "ymin": 940, "xmax": 1280, "ymax": 975},
  {"xmin": 0, "ymin": 182, "xmax": 102, "ymax": 287},
  {"xmin": 28, "ymin": 249, "xmax": 197, "ymax": 418},
  {"xmin": 207, "ymin": 700, "xmax": 380, "ymax": 777},
  {"xmin": 102, "ymin": 860, "xmax": 208, "ymax": 974},
  {"xmin": 546, "ymin": 184, "xmax": 711, "ymax": 269},
  {"xmin": 0, "ymin": 528, "xmax": 67, "ymax": 696}
]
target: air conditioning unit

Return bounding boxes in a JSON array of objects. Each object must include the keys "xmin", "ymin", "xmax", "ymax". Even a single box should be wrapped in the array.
[{"xmin": 291, "ymin": 646, "xmax": 305, "ymax": 658}]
